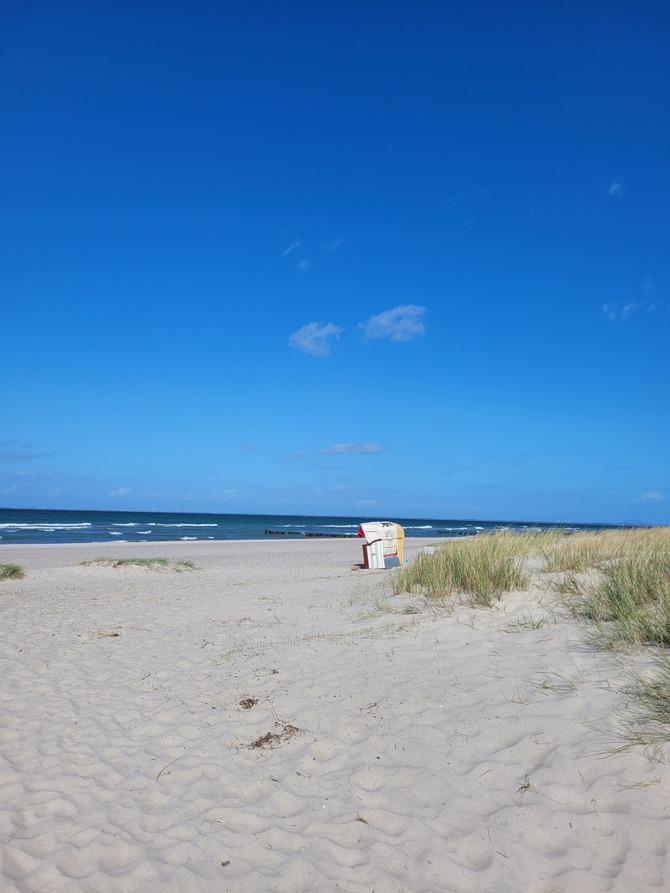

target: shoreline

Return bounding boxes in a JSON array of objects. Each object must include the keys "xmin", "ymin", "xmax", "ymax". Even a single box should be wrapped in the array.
[
  {"xmin": 0, "ymin": 536, "xmax": 443, "ymax": 570},
  {"xmin": 1, "ymin": 537, "xmax": 668, "ymax": 891},
  {"xmin": 0, "ymin": 507, "xmax": 632, "ymax": 551}
]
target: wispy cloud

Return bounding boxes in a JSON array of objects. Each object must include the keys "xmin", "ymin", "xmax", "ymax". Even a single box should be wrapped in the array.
[
  {"xmin": 0, "ymin": 450, "xmax": 53, "ymax": 462},
  {"xmin": 289, "ymin": 322, "xmax": 344, "ymax": 357},
  {"xmin": 210, "ymin": 489, "xmax": 237, "ymax": 500},
  {"xmin": 282, "ymin": 239, "xmax": 301, "ymax": 257},
  {"xmin": 0, "ymin": 440, "xmax": 33, "ymax": 448},
  {"xmin": 634, "ymin": 490, "xmax": 664, "ymax": 504},
  {"xmin": 109, "ymin": 487, "xmax": 130, "ymax": 497},
  {"xmin": 324, "ymin": 237, "xmax": 344, "ymax": 252},
  {"xmin": 296, "ymin": 259, "xmax": 310, "ymax": 272},
  {"xmin": 603, "ymin": 300, "xmax": 658, "ymax": 321},
  {"xmin": 511, "ymin": 452, "xmax": 538, "ymax": 467},
  {"xmin": 604, "ymin": 278, "xmax": 662, "ymax": 321},
  {"xmin": 360, "ymin": 304, "xmax": 426, "ymax": 342},
  {"xmin": 279, "ymin": 451, "xmax": 306, "ymax": 464},
  {"xmin": 607, "ymin": 181, "xmax": 623, "ymax": 197},
  {"xmin": 321, "ymin": 443, "xmax": 384, "ymax": 455}
]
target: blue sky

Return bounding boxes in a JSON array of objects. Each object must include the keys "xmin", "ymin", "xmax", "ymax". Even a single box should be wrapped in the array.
[{"xmin": 2, "ymin": 0, "xmax": 669, "ymax": 524}]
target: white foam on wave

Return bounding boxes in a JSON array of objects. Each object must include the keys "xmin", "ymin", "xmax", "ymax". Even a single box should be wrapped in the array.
[
  {"xmin": 0, "ymin": 523, "xmax": 93, "ymax": 530},
  {"xmin": 152, "ymin": 523, "xmax": 218, "ymax": 528},
  {"xmin": 112, "ymin": 522, "xmax": 217, "ymax": 529}
]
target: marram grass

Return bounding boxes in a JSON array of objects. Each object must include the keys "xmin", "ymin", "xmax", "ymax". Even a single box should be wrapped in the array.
[
  {"xmin": 81, "ymin": 557, "xmax": 196, "ymax": 571},
  {"xmin": 0, "ymin": 563, "xmax": 24, "ymax": 580},
  {"xmin": 395, "ymin": 525, "xmax": 670, "ymax": 743},
  {"xmin": 555, "ymin": 530, "xmax": 670, "ymax": 649},
  {"xmin": 539, "ymin": 530, "xmax": 625, "ymax": 573},
  {"xmin": 624, "ymin": 655, "xmax": 670, "ymax": 747},
  {"xmin": 392, "ymin": 530, "xmax": 531, "ymax": 607}
]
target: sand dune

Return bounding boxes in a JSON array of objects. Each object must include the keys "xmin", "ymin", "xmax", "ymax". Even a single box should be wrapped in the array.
[{"xmin": 1, "ymin": 538, "xmax": 668, "ymax": 892}]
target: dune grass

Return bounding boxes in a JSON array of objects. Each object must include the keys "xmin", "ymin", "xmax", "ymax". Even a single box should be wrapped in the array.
[
  {"xmin": 393, "ymin": 526, "xmax": 668, "ymax": 619},
  {"xmin": 397, "ymin": 525, "xmax": 670, "ymax": 648},
  {"xmin": 391, "ymin": 530, "xmax": 531, "ymax": 607},
  {"xmin": 624, "ymin": 655, "xmax": 670, "ymax": 747},
  {"xmin": 539, "ymin": 530, "xmax": 624, "ymax": 573},
  {"xmin": 0, "ymin": 563, "xmax": 24, "ymax": 580},
  {"xmin": 554, "ymin": 528, "xmax": 670, "ymax": 649},
  {"xmin": 394, "ymin": 525, "xmax": 670, "ymax": 741},
  {"xmin": 81, "ymin": 557, "xmax": 196, "ymax": 571}
]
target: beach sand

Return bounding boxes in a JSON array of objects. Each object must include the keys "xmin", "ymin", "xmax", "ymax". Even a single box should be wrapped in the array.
[{"xmin": 1, "ymin": 538, "xmax": 668, "ymax": 892}]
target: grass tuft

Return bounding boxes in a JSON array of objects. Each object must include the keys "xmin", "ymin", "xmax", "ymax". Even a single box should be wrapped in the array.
[
  {"xmin": 81, "ymin": 557, "xmax": 196, "ymax": 571},
  {"xmin": 536, "ymin": 526, "xmax": 670, "ymax": 744},
  {"xmin": 392, "ymin": 530, "xmax": 531, "ymax": 607},
  {"xmin": 393, "ymin": 525, "xmax": 670, "ymax": 743},
  {"xmin": 0, "ymin": 563, "xmax": 24, "ymax": 580},
  {"xmin": 630, "ymin": 662, "xmax": 670, "ymax": 741},
  {"xmin": 556, "ymin": 529, "xmax": 670, "ymax": 649},
  {"xmin": 539, "ymin": 531, "xmax": 623, "ymax": 573}
]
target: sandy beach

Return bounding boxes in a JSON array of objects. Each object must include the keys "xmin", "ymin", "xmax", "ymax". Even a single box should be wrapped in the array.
[{"xmin": 1, "ymin": 537, "xmax": 668, "ymax": 892}]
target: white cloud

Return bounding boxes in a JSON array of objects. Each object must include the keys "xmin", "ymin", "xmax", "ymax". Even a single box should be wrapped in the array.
[
  {"xmin": 0, "ymin": 440, "xmax": 54, "ymax": 462},
  {"xmin": 360, "ymin": 304, "xmax": 426, "ymax": 342},
  {"xmin": 635, "ymin": 490, "xmax": 664, "ymax": 504},
  {"xmin": 621, "ymin": 301, "xmax": 645, "ymax": 320},
  {"xmin": 0, "ymin": 449, "xmax": 53, "ymax": 462},
  {"xmin": 282, "ymin": 239, "xmax": 301, "ymax": 256},
  {"xmin": 603, "ymin": 300, "xmax": 658, "ymax": 322},
  {"xmin": 296, "ymin": 259, "xmax": 310, "ymax": 272},
  {"xmin": 289, "ymin": 322, "xmax": 344, "ymax": 357},
  {"xmin": 109, "ymin": 487, "xmax": 130, "ymax": 497},
  {"xmin": 607, "ymin": 182, "xmax": 623, "ymax": 197},
  {"xmin": 279, "ymin": 451, "xmax": 306, "ymax": 464},
  {"xmin": 321, "ymin": 443, "xmax": 384, "ymax": 455}
]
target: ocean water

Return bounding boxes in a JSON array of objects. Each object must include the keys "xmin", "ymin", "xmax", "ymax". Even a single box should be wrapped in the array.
[{"xmin": 0, "ymin": 508, "xmax": 617, "ymax": 546}]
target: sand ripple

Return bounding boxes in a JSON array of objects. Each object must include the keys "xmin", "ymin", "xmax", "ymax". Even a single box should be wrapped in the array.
[{"xmin": 1, "ymin": 539, "xmax": 669, "ymax": 891}]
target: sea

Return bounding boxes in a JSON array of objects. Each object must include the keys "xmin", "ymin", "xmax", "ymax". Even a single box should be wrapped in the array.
[{"xmin": 0, "ymin": 508, "xmax": 620, "ymax": 546}]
